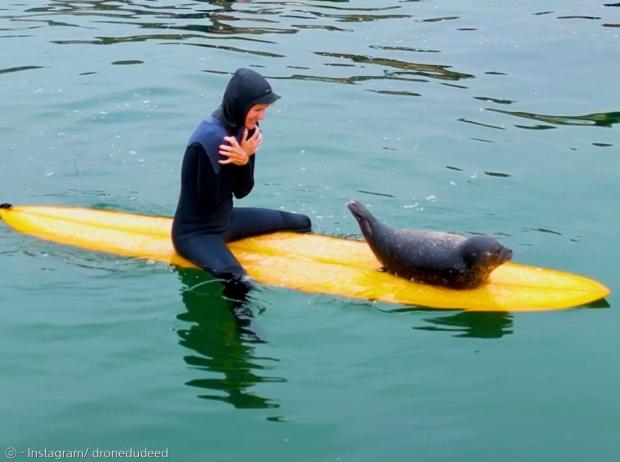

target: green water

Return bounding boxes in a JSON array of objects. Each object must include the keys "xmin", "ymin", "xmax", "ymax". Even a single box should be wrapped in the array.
[{"xmin": 1, "ymin": 1, "xmax": 619, "ymax": 460}]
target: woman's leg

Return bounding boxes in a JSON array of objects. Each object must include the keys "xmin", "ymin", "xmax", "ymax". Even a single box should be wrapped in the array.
[
  {"xmin": 228, "ymin": 207, "xmax": 311, "ymax": 241},
  {"xmin": 173, "ymin": 233, "xmax": 252, "ymax": 299}
]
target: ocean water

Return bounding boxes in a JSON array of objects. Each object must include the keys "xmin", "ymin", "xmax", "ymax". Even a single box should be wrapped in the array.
[{"xmin": 1, "ymin": 1, "xmax": 618, "ymax": 461}]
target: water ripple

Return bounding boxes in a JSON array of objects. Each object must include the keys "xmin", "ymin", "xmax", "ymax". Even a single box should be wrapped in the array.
[
  {"xmin": 418, "ymin": 16, "xmax": 460, "ymax": 23},
  {"xmin": 291, "ymin": 9, "xmax": 410, "ymax": 23},
  {"xmin": 370, "ymin": 44, "xmax": 441, "ymax": 54},
  {"xmin": 181, "ymin": 41, "xmax": 286, "ymax": 58},
  {"xmin": 0, "ymin": 65, "xmax": 45, "ymax": 75},
  {"xmin": 458, "ymin": 118, "xmax": 505, "ymax": 131},
  {"xmin": 315, "ymin": 52, "xmax": 474, "ymax": 81},
  {"xmin": 474, "ymin": 96, "xmax": 515, "ymax": 105},
  {"xmin": 203, "ymin": 68, "xmax": 428, "ymax": 87},
  {"xmin": 0, "ymin": 0, "xmax": 474, "ymax": 101},
  {"xmin": 557, "ymin": 15, "xmax": 602, "ymax": 20},
  {"xmin": 488, "ymin": 109, "xmax": 620, "ymax": 128}
]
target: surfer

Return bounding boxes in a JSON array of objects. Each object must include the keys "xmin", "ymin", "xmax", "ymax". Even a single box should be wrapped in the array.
[{"xmin": 172, "ymin": 68, "xmax": 311, "ymax": 299}]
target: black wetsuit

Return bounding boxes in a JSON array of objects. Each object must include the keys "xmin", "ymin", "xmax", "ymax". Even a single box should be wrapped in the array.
[{"xmin": 172, "ymin": 68, "xmax": 311, "ymax": 296}]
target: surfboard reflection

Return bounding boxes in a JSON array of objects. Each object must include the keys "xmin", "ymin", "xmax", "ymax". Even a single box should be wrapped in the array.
[
  {"xmin": 415, "ymin": 311, "xmax": 514, "ymax": 339},
  {"xmin": 175, "ymin": 268, "xmax": 284, "ymax": 409}
]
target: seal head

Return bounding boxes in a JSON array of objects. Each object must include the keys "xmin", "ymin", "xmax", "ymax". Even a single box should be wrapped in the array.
[
  {"xmin": 460, "ymin": 235, "xmax": 513, "ymax": 287},
  {"xmin": 347, "ymin": 200, "xmax": 512, "ymax": 289}
]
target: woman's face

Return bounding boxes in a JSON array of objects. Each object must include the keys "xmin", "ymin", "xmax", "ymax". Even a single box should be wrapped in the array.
[{"xmin": 245, "ymin": 103, "xmax": 270, "ymax": 130}]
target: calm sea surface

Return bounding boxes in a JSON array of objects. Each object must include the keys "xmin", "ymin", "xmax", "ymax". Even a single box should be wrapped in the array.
[{"xmin": 1, "ymin": 1, "xmax": 619, "ymax": 461}]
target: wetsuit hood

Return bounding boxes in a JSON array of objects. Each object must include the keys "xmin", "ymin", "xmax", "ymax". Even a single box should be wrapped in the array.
[{"xmin": 212, "ymin": 68, "xmax": 280, "ymax": 131}]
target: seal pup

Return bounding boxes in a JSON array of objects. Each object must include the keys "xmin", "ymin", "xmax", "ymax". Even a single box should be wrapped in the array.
[{"xmin": 347, "ymin": 200, "xmax": 512, "ymax": 289}]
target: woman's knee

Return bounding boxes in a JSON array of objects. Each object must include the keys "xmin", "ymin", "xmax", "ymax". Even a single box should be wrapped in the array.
[{"xmin": 280, "ymin": 211, "xmax": 311, "ymax": 232}]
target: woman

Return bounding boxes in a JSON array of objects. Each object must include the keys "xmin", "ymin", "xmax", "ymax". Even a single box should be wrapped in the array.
[{"xmin": 172, "ymin": 68, "xmax": 311, "ymax": 298}]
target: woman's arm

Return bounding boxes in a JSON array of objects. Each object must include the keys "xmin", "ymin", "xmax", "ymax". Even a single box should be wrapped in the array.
[
  {"xmin": 193, "ymin": 142, "xmax": 223, "ymax": 210},
  {"xmin": 217, "ymin": 128, "xmax": 260, "ymax": 199},
  {"xmin": 233, "ymin": 156, "xmax": 255, "ymax": 199}
]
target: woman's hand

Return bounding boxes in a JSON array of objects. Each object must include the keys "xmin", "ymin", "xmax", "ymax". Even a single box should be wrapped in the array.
[{"xmin": 219, "ymin": 128, "xmax": 262, "ymax": 166}]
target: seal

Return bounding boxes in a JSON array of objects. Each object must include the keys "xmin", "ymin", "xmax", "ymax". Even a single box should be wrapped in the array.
[{"xmin": 347, "ymin": 200, "xmax": 512, "ymax": 289}]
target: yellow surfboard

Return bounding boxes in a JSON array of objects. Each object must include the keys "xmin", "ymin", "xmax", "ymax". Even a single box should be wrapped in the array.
[{"xmin": 0, "ymin": 205, "xmax": 610, "ymax": 312}]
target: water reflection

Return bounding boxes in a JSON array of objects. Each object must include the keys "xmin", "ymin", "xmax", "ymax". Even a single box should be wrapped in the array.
[
  {"xmin": 415, "ymin": 311, "xmax": 514, "ymax": 339},
  {"xmin": 0, "ymin": 65, "xmax": 44, "ymax": 75},
  {"xmin": 316, "ymin": 52, "xmax": 474, "ymax": 81},
  {"xmin": 488, "ymin": 109, "xmax": 620, "ymax": 128},
  {"xmin": 184, "ymin": 41, "xmax": 285, "ymax": 58},
  {"xmin": 370, "ymin": 44, "xmax": 440, "ymax": 53},
  {"xmin": 368, "ymin": 89, "xmax": 420, "ymax": 97},
  {"xmin": 204, "ymin": 68, "xmax": 430, "ymax": 87},
  {"xmin": 175, "ymin": 268, "xmax": 283, "ymax": 409},
  {"xmin": 3, "ymin": 0, "xmax": 477, "ymax": 95},
  {"xmin": 523, "ymin": 227, "xmax": 562, "ymax": 236},
  {"xmin": 474, "ymin": 96, "xmax": 515, "ymax": 105},
  {"xmin": 418, "ymin": 16, "xmax": 460, "ymax": 23},
  {"xmin": 413, "ymin": 299, "xmax": 611, "ymax": 338},
  {"xmin": 459, "ymin": 118, "xmax": 505, "ymax": 130},
  {"xmin": 483, "ymin": 171, "xmax": 512, "ymax": 178},
  {"xmin": 297, "ymin": 10, "xmax": 411, "ymax": 23},
  {"xmin": 557, "ymin": 15, "xmax": 601, "ymax": 20}
]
